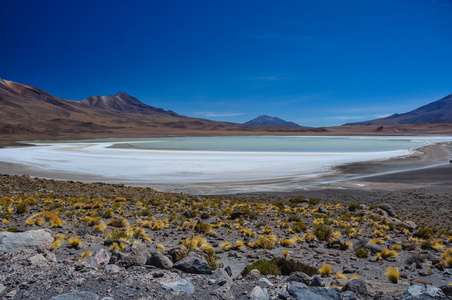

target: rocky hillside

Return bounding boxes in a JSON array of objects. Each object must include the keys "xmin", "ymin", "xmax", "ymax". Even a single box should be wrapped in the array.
[
  {"xmin": 244, "ymin": 115, "xmax": 301, "ymax": 127},
  {"xmin": 345, "ymin": 93, "xmax": 452, "ymax": 126},
  {"xmin": 0, "ymin": 175, "xmax": 451, "ymax": 299}
]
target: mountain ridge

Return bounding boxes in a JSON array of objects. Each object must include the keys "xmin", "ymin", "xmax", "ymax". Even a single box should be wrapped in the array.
[
  {"xmin": 244, "ymin": 115, "xmax": 300, "ymax": 127},
  {"xmin": 344, "ymin": 93, "xmax": 452, "ymax": 126}
]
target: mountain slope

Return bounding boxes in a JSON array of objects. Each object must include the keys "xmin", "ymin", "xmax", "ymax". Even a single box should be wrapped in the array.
[
  {"xmin": 345, "ymin": 93, "xmax": 452, "ymax": 126},
  {"xmin": 244, "ymin": 115, "xmax": 300, "ymax": 127}
]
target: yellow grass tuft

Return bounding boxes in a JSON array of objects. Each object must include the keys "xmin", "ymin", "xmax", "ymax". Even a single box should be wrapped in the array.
[
  {"xmin": 51, "ymin": 239, "xmax": 63, "ymax": 250},
  {"xmin": 377, "ymin": 248, "xmax": 398, "ymax": 260},
  {"xmin": 336, "ymin": 272, "xmax": 347, "ymax": 279},
  {"xmin": 248, "ymin": 235, "xmax": 277, "ymax": 249},
  {"xmin": 80, "ymin": 250, "xmax": 93, "ymax": 261},
  {"xmin": 318, "ymin": 263, "xmax": 333, "ymax": 277},
  {"xmin": 283, "ymin": 250, "xmax": 289, "ymax": 257},
  {"xmin": 442, "ymin": 248, "xmax": 452, "ymax": 259},
  {"xmin": 279, "ymin": 237, "xmax": 298, "ymax": 247},
  {"xmin": 94, "ymin": 221, "xmax": 107, "ymax": 232},
  {"xmin": 157, "ymin": 244, "xmax": 165, "ymax": 250},
  {"xmin": 110, "ymin": 242, "xmax": 126, "ymax": 251},
  {"xmin": 220, "ymin": 241, "xmax": 232, "ymax": 250},
  {"xmin": 67, "ymin": 238, "xmax": 82, "ymax": 249},
  {"xmin": 386, "ymin": 266, "xmax": 399, "ymax": 284},
  {"xmin": 26, "ymin": 211, "xmax": 63, "ymax": 227},
  {"xmin": 369, "ymin": 238, "xmax": 384, "ymax": 245},
  {"xmin": 233, "ymin": 240, "xmax": 245, "ymax": 250}
]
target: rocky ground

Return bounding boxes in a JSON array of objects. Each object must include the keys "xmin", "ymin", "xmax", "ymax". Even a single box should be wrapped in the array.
[{"xmin": 0, "ymin": 174, "xmax": 451, "ymax": 299}]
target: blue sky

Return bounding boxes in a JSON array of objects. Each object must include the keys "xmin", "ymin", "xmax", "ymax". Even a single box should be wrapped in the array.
[{"xmin": 1, "ymin": 0, "xmax": 452, "ymax": 127}]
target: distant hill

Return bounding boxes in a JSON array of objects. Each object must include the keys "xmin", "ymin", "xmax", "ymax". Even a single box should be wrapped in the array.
[
  {"xmin": 344, "ymin": 93, "xmax": 452, "ymax": 126},
  {"xmin": 244, "ymin": 115, "xmax": 300, "ymax": 127}
]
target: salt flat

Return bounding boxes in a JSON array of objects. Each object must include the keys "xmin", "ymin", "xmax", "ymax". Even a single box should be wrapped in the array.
[{"xmin": 0, "ymin": 136, "xmax": 450, "ymax": 194}]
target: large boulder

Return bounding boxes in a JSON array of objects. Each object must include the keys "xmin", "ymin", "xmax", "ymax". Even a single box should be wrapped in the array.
[
  {"xmin": 379, "ymin": 203, "xmax": 396, "ymax": 217},
  {"xmin": 341, "ymin": 279, "xmax": 368, "ymax": 297},
  {"xmin": 147, "ymin": 251, "xmax": 173, "ymax": 269},
  {"xmin": 173, "ymin": 252, "xmax": 212, "ymax": 274},
  {"xmin": 116, "ymin": 243, "xmax": 148, "ymax": 268},
  {"xmin": 0, "ymin": 229, "xmax": 53, "ymax": 253},
  {"xmin": 161, "ymin": 277, "xmax": 194, "ymax": 294}
]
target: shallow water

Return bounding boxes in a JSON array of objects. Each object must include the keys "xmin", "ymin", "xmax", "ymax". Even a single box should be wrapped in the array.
[{"xmin": 0, "ymin": 136, "xmax": 450, "ymax": 194}]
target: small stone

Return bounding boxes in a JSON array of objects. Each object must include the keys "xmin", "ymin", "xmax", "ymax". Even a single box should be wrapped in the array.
[
  {"xmin": 309, "ymin": 275, "xmax": 325, "ymax": 287},
  {"xmin": 249, "ymin": 269, "xmax": 262, "ymax": 280},
  {"xmin": 28, "ymin": 254, "xmax": 46, "ymax": 265},
  {"xmin": 161, "ymin": 277, "xmax": 195, "ymax": 294},
  {"xmin": 5, "ymin": 290, "xmax": 17, "ymax": 298},
  {"xmin": 258, "ymin": 278, "xmax": 274, "ymax": 288},
  {"xmin": 208, "ymin": 279, "xmax": 216, "ymax": 285},
  {"xmin": 49, "ymin": 291, "xmax": 99, "ymax": 300},
  {"xmin": 105, "ymin": 264, "xmax": 121, "ymax": 273},
  {"xmin": 153, "ymin": 271, "xmax": 164, "ymax": 278}
]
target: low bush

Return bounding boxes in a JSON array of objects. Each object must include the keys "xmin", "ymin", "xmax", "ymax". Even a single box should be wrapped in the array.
[{"xmin": 386, "ymin": 266, "xmax": 399, "ymax": 283}]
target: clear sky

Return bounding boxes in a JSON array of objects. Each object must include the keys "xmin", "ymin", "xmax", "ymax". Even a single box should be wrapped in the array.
[{"xmin": 1, "ymin": 0, "xmax": 452, "ymax": 127}]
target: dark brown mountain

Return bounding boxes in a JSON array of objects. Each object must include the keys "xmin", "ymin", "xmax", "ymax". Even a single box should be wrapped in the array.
[
  {"xmin": 244, "ymin": 115, "xmax": 300, "ymax": 127},
  {"xmin": 0, "ymin": 78, "xmax": 325, "ymax": 142},
  {"xmin": 344, "ymin": 93, "xmax": 452, "ymax": 126}
]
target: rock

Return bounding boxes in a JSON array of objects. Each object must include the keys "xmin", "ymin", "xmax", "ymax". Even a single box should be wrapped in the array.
[
  {"xmin": 0, "ymin": 283, "xmax": 6, "ymax": 294},
  {"xmin": 167, "ymin": 246, "xmax": 186, "ymax": 262},
  {"xmin": 400, "ymin": 284, "xmax": 447, "ymax": 300},
  {"xmin": 374, "ymin": 291, "xmax": 394, "ymax": 300},
  {"xmin": 173, "ymin": 252, "xmax": 212, "ymax": 274},
  {"xmin": 318, "ymin": 206, "xmax": 328, "ymax": 214},
  {"xmin": 161, "ymin": 277, "xmax": 195, "ymax": 294},
  {"xmin": 50, "ymin": 291, "xmax": 99, "ymax": 300},
  {"xmin": 340, "ymin": 291, "xmax": 360, "ymax": 300},
  {"xmin": 147, "ymin": 251, "xmax": 173, "ymax": 269},
  {"xmin": 364, "ymin": 243, "xmax": 384, "ymax": 254},
  {"xmin": 5, "ymin": 290, "xmax": 17, "ymax": 298},
  {"xmin": 93, "ymin": 248, "xmax": 110, "ymax": 267},
  {"xmin": 45, "ymin": 252, "xmax": 57, "ymax": 263},
  {"xmin": 439, "ymin": 285, "xmax": 452, "ymax": 296},
  {"xmin": 288, "ymin": 283, "xmax": 341, "ymax": 300},
  {"xmin": 224, "ymin": 265, "xmax": 233, "ymax": 277},
  {"xmin": 250, "ymin": 286, "xmax": 269, "ymax": 300},
  {"xmin": 249, "ymin": 269, "xmax": 262, "ymax": 280},
  {"xmin": 105, "ymin": 264, "xmax": 121, "ymax": 273},
  {"xmin": 117, "ymin": 243, "xmax": 148, "ymax": 268},
  {"xmin": 402, "ymin": 243, "xmax": 417, "ymax": 251},
  {"xmin": 212, "ymin": 268, "xmax": 233, "ymax": 286},
  {"xmin": 259, "ymin": 277, "xmax": 274, "ymax": 288},
  {"xmin": 379, "ymin": 203, "xmax": 396, "ymax": 217},
  {"xmin": 0, "ymin": 229, "xmax": 53, "ymax": 253},
  {"xmin": 284, "ymin": 271, "xmax": 311, "ymax": 285},
  {"xmin": 28, "ymin": 253, "xmax": 47, "ymax": 265},
  {"xmin": 310, "ymin": 275, "xmax": 326, "ymax": 287},
  {"xmin": 81, "ymin": 256, "xmax": 98, "ymax": 269},
  {"xmin": 278, "ymin": 291, "xmax": 290, "ymax": 299},
  {"xmin": 341, "ymin": 279, "xmax": 367, "ymax": 296},
  {"xmin": 153, "ymin": 271, "xmax": 164, "ymax": 278}
]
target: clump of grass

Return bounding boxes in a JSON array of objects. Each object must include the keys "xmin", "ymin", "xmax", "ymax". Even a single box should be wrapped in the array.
[
  {"xmin": 110, "ymin": 241, "xmax": 126, "ymax": 252},
  {"xmin": 108, "ymin": 217, "xmax": 129, "ymax": 228},
  {"xmin": 157, "ymin": 244, "xmax": 165, "ymax": 250},
  {"xmin": 80, "ymin": 250, "xmax": 93, "ymax": 261},
  {"xmin": 243, "ymin": 257, "xmax": 317, "ymax": 277},
  {"xmin": 248, "ymin": 235, "xmax": 277, "ymax": 249},
  {"xmin": 233, "ymin": 240, "xmax": 245, "ymax": 250},
  {"xmin": 67, "ymin": 238, "xmax": 82, "ymax": 249},
  {"xmin": 220, "ymin": 241, "xmax": 232, "ymax": 250},
  {"xmin": 279, "ymin": 237, "xmax": 298, "ymax": 247},
  {"xmin": 51, "ymin": 236, "xmax": 65, "ymax": 250},
  {"xmin": 262, "ymin": 226, "xmax": 274, "ymax": 234},
  {"xmin": 94, "ymin": 221, "xmax": 107, "ymax": 232},
  {"xmin": 16, "ymin": 202, "xmax": 29, "ymax": 214},
  {"xmin": 376, "ymin": 249, "xmax": 398, "ymax": 260},
  {"xmin": 26, "ymin": 211, "xmax": 63, "ymax": 227},
  {"xmin": 355, "ymin": 248, "xmax": 369, "ymax": 258},
  {"xmin": 313, "ymin": 224, "xmax": 332, "ymax": 241},
  {"xmin": 386, "ymin": 266, "xmax": 399, "ymax": 283},
  {"xmin": 318, "ymin": 263, "xmax": 333, "ymax": 276},
  {"xmin": 180, "ymin": 236, "xmax": 208, "ymax": 251},
  {"xmin": 369, "ymin": 238, "xmax": 384, "ymax": 245},
  {"xmin": 291, "ymin": 221, "xmax": 307, "ymax": 233},
  {"xmin": 195, "ymin": 221, "xmax": 213, "ymax": 234},
  {"xmin": 336, "ymin": 272, "xmax": 347, "ymax": 279}
]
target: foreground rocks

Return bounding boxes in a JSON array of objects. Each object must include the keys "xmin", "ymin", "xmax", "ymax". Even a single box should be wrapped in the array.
[{"xmin": 0, "ymin": 229, "xmax": 53, "ymax": 253}]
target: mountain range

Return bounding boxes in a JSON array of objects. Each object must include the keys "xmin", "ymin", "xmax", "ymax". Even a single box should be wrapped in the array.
[
  {"xmin": 344, "ymin": 93, "xmax": 452, "ymax": 126},
  {"xmin": 244, "ymin": 115, "xmax": 300, "ymax": 127},
  {"xmin": 0, "ymin": 79, "xmax": 324, "ymax": 141}
]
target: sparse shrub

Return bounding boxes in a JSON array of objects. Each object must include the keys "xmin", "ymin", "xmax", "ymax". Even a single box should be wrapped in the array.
[
  {"xmin": 233, "ymin": 240, "xmax": 245, "ymax": 250},
  {"xmin": 308, "ymin": 198, "xmax": 320, "ymax": 206},
  {"xmin": 108, "ymin": 217, "xmax": 129, "ymax": 228},
  {"xmin": 386, "ymin": 266, "xmax": 399, "ymax": 283},
  {"xmin": 291, "ymin": 221, "xmax": 307, "ymax": 233},
  {"xmin": 414, "ymin": 227, "xmax": 434, "ymax": 239},
  {"xmin": 6, "ymin": 227, "xmax": 18, "ymax": 232},
  {"xmin": 313, "ymin": 224, "xmax": 332, "ymax": 241},
  {"xmin": 94, "ymin": 221, "xmax": 107, "ymax": 232},
  {"xmin": 369, "ymin": 238, "xmax": 384, "ymax": 245},
  {"xmin": 243, "ymin": 257, "xmax": 317, "ymax": 277},
  {"xmin": 16, "ymin": 202, "xmax": 29, "ymax": 214},
  {"xmin": 355, "ymin": 248, "xmax": 369, "ymax": 258},
  {"xmin": 262, "ymin": 226, "xmax": 273, "ymax": 234},
  {"xmin": 348, "ymin": 204, "xmax": 362, "ymax": 212},
  {"xmin": 195, "ymin": 222, "xmax": 213, "ymax": 234},
  {"xmin": 405, "ymin": 253, "xmax": 425, "ymax": 265},
  {"xmin": 288, "ymin": 215, "xmax": 302, "ymax": 222},
  {"xmin": 318, "ymin": 263, "xmax": 333, "ymax": 276},
  {"xmin": 377, "ymin": 249, "xmax": 398, "ymax": 260}
]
